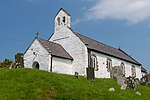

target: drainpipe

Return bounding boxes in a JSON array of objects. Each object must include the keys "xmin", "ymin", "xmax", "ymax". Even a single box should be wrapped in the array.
[
  {"xmin": 88, "ymin": 49, "xmax": 91, "ymax": 67},
  {"xmin": 50, "ymin": 55, "xmax": 53, "ymax": 72}
]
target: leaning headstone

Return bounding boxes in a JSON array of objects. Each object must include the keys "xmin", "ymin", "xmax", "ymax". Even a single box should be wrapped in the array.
[
  {"xmin": 120, "ymin": 83, "xmax": 127, "ymax": 90},
  {"xmin": 117, "ymin": 76, "xmax": 126, "ymax": 86},
  {"xmin": 109, "ymin": 88, "xmax": 115, "ymax": 92},
  {"xmin": 110, "ymin": 66, "xmax": 139, "ymax": 90},
  {"xmin": 110, "ymin": 66, "xmax": 126, "ymax": 86},
  {"xmin": 135, "ymin": 91, "xmax": 141, "ymax": 96}
]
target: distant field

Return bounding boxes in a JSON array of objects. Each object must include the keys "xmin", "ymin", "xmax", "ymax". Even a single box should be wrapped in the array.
[{"xmin": 0, "ymin": 68, "xmax": 149, "ymax": 100}]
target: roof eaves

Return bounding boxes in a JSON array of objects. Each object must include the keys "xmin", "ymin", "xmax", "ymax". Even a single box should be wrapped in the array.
[
  {"xmin": 88, "ymin": 48, "xmax": 141, "ymax": 66},
  {"xmin": 52, "ymin": 54, "xmax": 73, "ymax": 60},
  {"xmin": 55, "ymin": 43, "xmax": 73, "ymax": 60},
  {"xmin": 75, "ymin": 32, "xmax": 141, "ymax": 66},
  {"xmin": 38, "ymin": 38, "xmax": 73, "ymax": 60},
  {"xmin": 141, "ymin": 66, "xmax": 147, "ymax": 73},
  {"xmin": 118, "ymin": 48, "xmax": 141, "ymax": 65}
]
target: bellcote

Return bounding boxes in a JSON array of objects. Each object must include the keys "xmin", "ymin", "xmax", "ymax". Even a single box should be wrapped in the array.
[{"xmin": 54, "ymin": 8, "xmax": 71, "ymax": 32}]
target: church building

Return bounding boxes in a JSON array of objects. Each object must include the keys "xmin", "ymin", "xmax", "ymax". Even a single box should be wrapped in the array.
[{"xmin": 24, "ymin": 8, "xmax": 143, "ymax": 79}]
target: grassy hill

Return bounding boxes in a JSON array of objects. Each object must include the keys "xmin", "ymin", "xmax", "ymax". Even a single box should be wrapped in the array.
[{"xmin": 0, "ymin": 68, "xmax": 150, "ymax": 100}]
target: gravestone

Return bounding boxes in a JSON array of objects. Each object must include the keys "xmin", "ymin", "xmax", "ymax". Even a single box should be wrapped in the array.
[
  {"xmin": 110, "ymin": 66, "xmax": 139, "ymax": 90},
  {"xmin": 110, "ymin": 66, "xmax": 126, "ymax": 86},
  {"xmin": 120, "ymin": 83, "xmax": 127, "ymax": 90},
  {"xmin": 141, "ymin": 74, "xmax": 150, "ymax": 86},
  {"xmin": 86, "ymin": 67, "xmax": 95, "ymax": 80},
  {"xmin": 126, "ymin": 76, "xmax": 137, "ymax": 90},
  {"xmin": 109, "ymin": 87, "xmax": 115, "ymax": 92},
  {"xmin": 135, "ymin": 91, "xmax": 141, "ymax": 96},
  {"xmin": 75, "ymin": 72, "xmax": 79, "ymax": 78}
]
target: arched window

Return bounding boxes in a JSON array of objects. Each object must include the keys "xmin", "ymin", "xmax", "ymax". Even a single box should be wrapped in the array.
[
  {"xmin": 107, "ymin": 58, "xmax": 112, "ymax": 72},
  {"xmin": 120, "ymin": 62, "xmax": 125, "ymax": 75},
  {"xmin": 131, "ymin": 65, "xmax": 136, "ymax": 77},
  {"xmin": 63, "ymin": 16, "xmax": 66, "ymax": 23},
  {"xmin": 90, "ymin": 54, "xmax": 98, "ymax": 71},
  {"xmin": 32, "ymin": 61, "xmax": 40, "ymax": 69},
  {"xmin": 57, "ymin": 17, "xmax": 60, "ymax": 25}
]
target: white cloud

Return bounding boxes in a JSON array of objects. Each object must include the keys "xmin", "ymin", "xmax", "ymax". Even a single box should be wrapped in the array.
[
  {"xmin": 72, "ymin": 19, "xmax": 80, "ymax": 25},
  {"xmin": 85, "ymin": 0, "xmax": 150, "ymax": 24}
]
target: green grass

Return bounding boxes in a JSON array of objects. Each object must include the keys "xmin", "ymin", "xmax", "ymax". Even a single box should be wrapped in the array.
[{"xmin": 0, "ymin": 68, "xmax": 150, "ymax": 100}]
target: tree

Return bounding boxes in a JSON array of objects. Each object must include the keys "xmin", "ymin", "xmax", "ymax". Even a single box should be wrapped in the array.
[
  {"xmin": 15, "ymin": 53, "xmax": 24, "ymax": 68},
  {"xmin": 0, "ymin": 59, "xmax": 13, "ymax": 68}
]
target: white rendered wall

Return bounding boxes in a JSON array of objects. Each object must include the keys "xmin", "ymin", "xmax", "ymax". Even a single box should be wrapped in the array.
[
  {"xmin": 49, "ymin": 27, "xmax": 88, "ymax": 76},
  {"xmin": 52, "ymin": 57, "xmax": 72, "ymax": 75},
  {"xmin": 91, "ymin": 51, "xmax": 142, "ymax": 79},
  {"xmin": 24, "ymin": 9, "xmax": 142, "ymax": 79},
  {"xmin": 24, "ymin": 39, "xmax": 51, "ymax": 71},
  {"xmin": 135, "ymin": 66, "xmax": 142, "ymax": 79},
  {"xmin": 91, "ymin": 51, "xmax": 111, "ymax": 78}
]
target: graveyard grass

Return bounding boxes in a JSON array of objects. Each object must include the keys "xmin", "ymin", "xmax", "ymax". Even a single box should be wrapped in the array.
[{"xmin": 0, "ymin": 68, "xmax": 150, "ymax": 100}]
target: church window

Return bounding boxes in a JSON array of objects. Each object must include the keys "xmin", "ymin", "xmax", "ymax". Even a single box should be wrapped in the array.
[
  {"xmin": 107, "ymin": 58, "xmax": 112, "ymax": 72},
  {"xmin": 90, "ymin": 54, "xmax": 98, "ymax": 71},
  {"xmin": 33, "ymin": 52, "xmax": 36, "ymax": 55},
  {"xmin": 120, "ymin": 62, "xmax": 125, "ymax": 75},
  {"xmin": 63, "ymin": 16, "xmax": 66, "ymax": 23},
  {"xmin": 57, "ymin": 17, "xmax": 60, "ymax": 25},
  {"xmin": 131, "ymin": 65, "xmax": 136, "ymax": 77}
]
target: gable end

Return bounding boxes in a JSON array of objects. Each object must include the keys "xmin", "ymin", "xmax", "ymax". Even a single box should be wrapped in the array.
[
  {"xmin": 54, "ymin": 8, "xmax": 71, "ymax": 19},
  {"xmin": 24, "ymin": 37, "xmax": 50, "ymax": 55}
]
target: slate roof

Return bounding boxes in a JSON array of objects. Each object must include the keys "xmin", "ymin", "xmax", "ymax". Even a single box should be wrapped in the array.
[
  {"xmin": 37, "ymin": 38, "xmax": 73, "ymax": 60},
  {"xmin": 75, "ymin": 33, "xmax": 141, "ymax": 65}
]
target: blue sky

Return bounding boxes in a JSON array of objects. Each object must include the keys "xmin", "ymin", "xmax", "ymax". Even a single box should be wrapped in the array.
[{"xmin": 0, "ymin": 0, "xmax": 150, "ymax": 70}]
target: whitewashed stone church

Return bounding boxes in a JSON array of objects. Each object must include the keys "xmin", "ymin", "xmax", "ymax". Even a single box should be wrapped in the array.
[{"xmin": 24, "ymin": 8, "xmax": 143, "ymax": 79}]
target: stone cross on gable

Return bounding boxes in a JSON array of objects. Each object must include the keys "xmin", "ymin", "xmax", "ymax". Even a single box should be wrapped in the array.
[{"xmin": 36, "ymin": 32, "xmax": 40, "ymax": 37}]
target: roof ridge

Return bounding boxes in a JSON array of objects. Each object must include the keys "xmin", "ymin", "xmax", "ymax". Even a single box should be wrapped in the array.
[
  {"xmin": 75, "ymin": 32, "xmax": 119, "ymax": 51},
  {"xmin": 75, "ymin": 32, "xmax": 141, "ymax": 65},
  {"xmin": 38, "ymin": 38, "xmax": 60, "ymax": 45}
]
